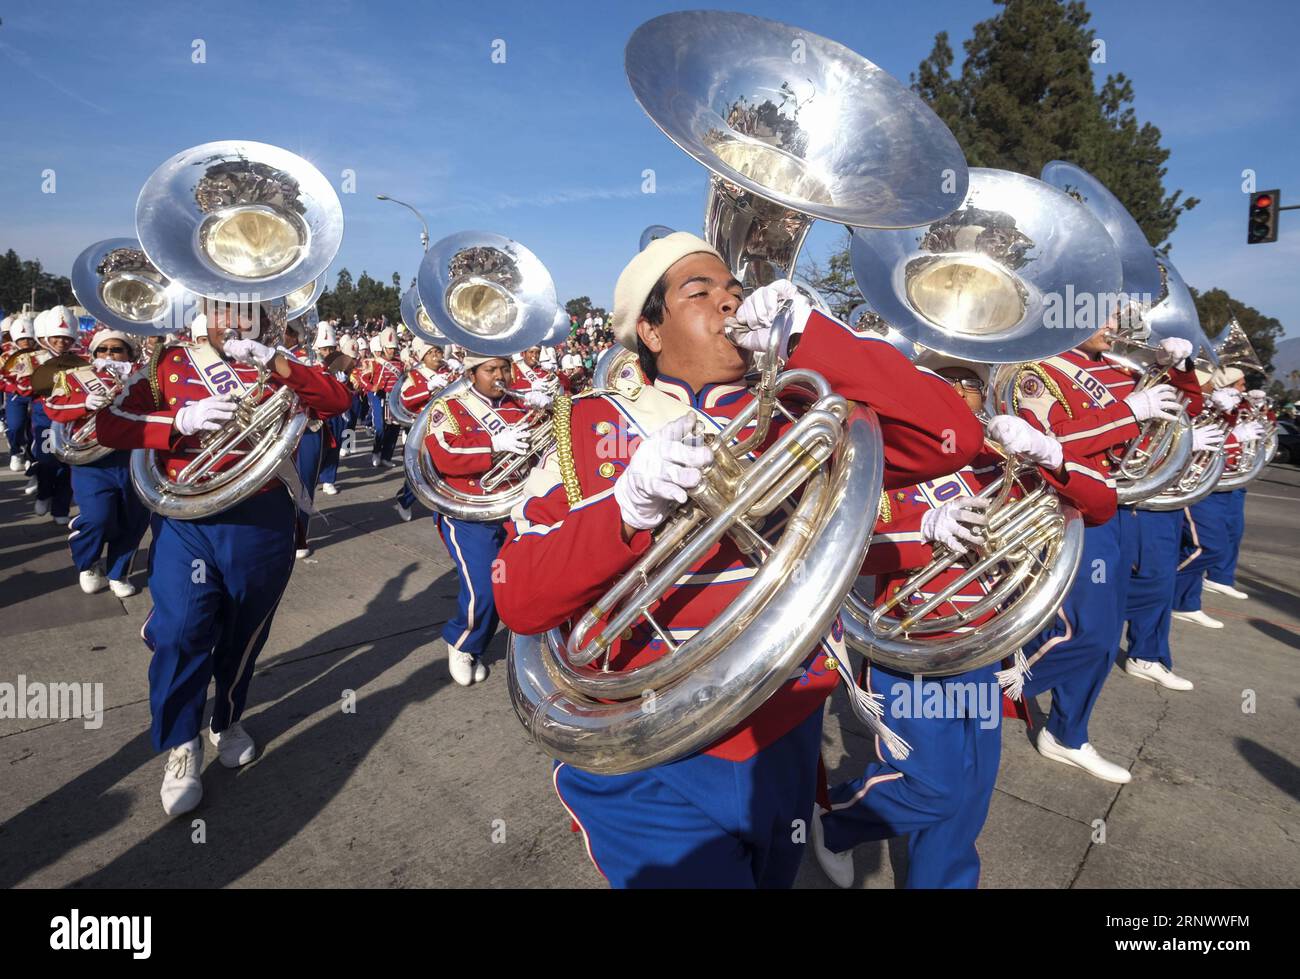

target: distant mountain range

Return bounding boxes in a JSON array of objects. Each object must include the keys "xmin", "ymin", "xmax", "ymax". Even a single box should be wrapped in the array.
[{"xmin": 1272, "ymin": 337, "xmax": 1300, "ymax": 384}]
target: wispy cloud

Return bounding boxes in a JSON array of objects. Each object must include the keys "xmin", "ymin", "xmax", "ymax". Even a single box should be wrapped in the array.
[
  {"xmin": 428, "ymin": 179, "xmax": 696, "ymax": 216},
  {"xmin": 0, "ymin": 40, "xmax": 109, "ymax": 115}
]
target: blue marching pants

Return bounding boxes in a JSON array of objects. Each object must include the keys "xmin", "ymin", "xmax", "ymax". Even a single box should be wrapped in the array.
[
  {"xmin": 554, "ymin": 708, "xmax": 824, "ymax": 888},
  {"xmin": 67, "ymin": 451, "xmax": 150, "ymax": 580},
  {"xmin": 29, "ymin": 403, "xmax": 73, "ymax": 517},
  {"xmin": 1174, "ymin": 490, "xmax": 1246, "ymax": 611},
  {"xmin": 5, "ymin": 393, "xmax": 32, "ymax": 461},
  {"xmin": 435, "ymin": 515, "xmax": 506, "ymax": 657},
  {"xmin": 1022, "ymin": 508, "xmax": 1138, "ymax": 749},
  {"xmin": 821, "ymin": 663, "xmax": 1002, "ymax": 888},
  {"xmin": 396, "ymin": 479, "xmax": 416, "ymax": 509},
  {"xmin": 319, "ymin": 415, "xmax": 345, "ymax": 484},
  {"xmin": 1124, "ymin": 508, "xmax": 1185, "ymax": 669},
  {"xmin": 295, "ymin": 426, "xmax": 324, "ymax": 545},
  {"xmin": 143, "ymin": 489, "xmax": 296, "ymax": 751},
  {"xmin": 369, "ymin": 393, "xmax": 399, "ymax": 461}
]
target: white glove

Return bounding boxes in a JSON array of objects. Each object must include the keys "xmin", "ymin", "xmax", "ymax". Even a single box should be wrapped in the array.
[
  {"xmin": 174, "ymin": 395, "xmax": 237, "ymax": 436},
  {"xmin": 223, "ymin": 337, "xmax": 278, "ymax": 367},
  {"xmin": 985, "ymin": 414, "xmax": 1064, "ymax": 469},
  {"xmin": 85, "ymin": 391, "xmax": 109, "ymax": 412},
  {"xmin": 93, "ymin": 358, "xmax": 132, "ymax": 377},
  {"xmin": 920, "ymin": 497, "xmax": 992, "ymax": 555},
  {"xmin": 1192, "ymin": 425, "xmax": 1225, "ymax": 452},
  {"xmin": 1246, "ymin": 389, "xmax": 1267, "ymax": 408},
  {"xmin": 1154, "ymin": 337, "xmax": 1194, "ymax": 367},
  {"xmin": 522, "ymin": 387, "xmax": 552, "ymax": 411},
  {"xmin": 732, "ymin": 279, "xmax": 812, "ymax": 352},
  {"xmin": 1210, "ymin": 388, "xmax": 1243, "ymax": 413},
  {"xmin": 490, "ymin": 425, "xmax": 529, "ymax": 456},
  {"xmin": 1232, "ymin": 421, "xmax": 1264, "ymax": 443},
  {"xmin": 613, "ymin": 414, "xmax": 713, "ymax": 530},
  {"xmin": 1124, "ymin": 383, "xmax": 1181, "ymax": 422}
]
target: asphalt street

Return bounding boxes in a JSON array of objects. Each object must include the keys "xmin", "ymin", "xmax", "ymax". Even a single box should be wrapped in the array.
[{"xmin": 1, "ymin": 436, "xmax": 1297, "ymax": 889}]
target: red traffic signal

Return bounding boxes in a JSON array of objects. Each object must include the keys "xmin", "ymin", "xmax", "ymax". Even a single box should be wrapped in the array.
[{"xmin": 1248, "ymin": 189, "xmax": 1279, "ymax": 244}]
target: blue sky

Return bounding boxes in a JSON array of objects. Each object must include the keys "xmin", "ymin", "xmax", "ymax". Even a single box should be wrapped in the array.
[{"xmin": 2, "ymin": 0, "xmax": 1297, "ymax": 336}]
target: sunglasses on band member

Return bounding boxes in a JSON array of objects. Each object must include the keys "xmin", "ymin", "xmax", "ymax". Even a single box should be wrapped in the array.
[
  {"xmin": 96, "ymin": 345, "xmax": 131, "ymax": 355},
  {"xmin": 946, "ymin": 376, "xmax": 986, "ymax": 393}
]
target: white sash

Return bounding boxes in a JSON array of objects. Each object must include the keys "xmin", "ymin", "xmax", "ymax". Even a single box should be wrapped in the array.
[
  {"xmin": 455, "ymin": 387, "xmax": 513, "ymax": 436},
  {"xmin": 182, "ymin": 344, "xmax": 316, "ymax": 516},
  {"xmin": 1042, "ymin": 355, "xmax": 1118, "ymax": 408},
  {"xmin": 516, "ymin": 360, "xmax": 544, "ymax": 387}
]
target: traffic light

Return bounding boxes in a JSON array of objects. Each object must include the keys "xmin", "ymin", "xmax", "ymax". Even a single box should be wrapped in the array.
[{"xmin": 1248, "ymin": 189, "xmax": 1279, "ymax": 244}]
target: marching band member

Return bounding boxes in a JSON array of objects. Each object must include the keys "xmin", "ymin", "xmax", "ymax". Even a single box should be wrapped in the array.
[
  {"xmin": 3, "ymin": 313, "xmax": 38, "ymax": 475},
  {"xmin": 1119, "ymin": 347, "xmax": 1208, "ymax": 690},
  {"xmin": 339, "ymin": 333, "xmax": 366, "ymax": 449},
  {"xmin": 290, "ymin": 316, "xmax": 336, "ymax": 558},
  {"xmin": 28, "ymin": 307, "xmax": 79, "ymax": 524},
  {"xmin": 813, "ymin": 353, "xmax": 1116, "ymax": 889},
  {"xmin": 423, "ymin": 352, "xmax": 546, "ymax": 684},
  {"xmin": 362, "ymin": 328, "xmax": 403, "ymax": 468},
  {"xmin": 42, "ymin": 329, "xmax": 148, "ymax": 597},
  {"xmin": 512, "ymin": 343, "xmax": 570, "ymax": 396},
  {"xmin": 310, "ymin": 321, "xmax": 348, "ymax": 497},
  {"xmin": 1011, "ymin": 320, "xmax": 1198, "ymax": 782},
  {"xmin": 1173, "ymin": 368, "xmax": 1256, "ymax": 627},
  {"xmin": 393, "ymin": 338, "xmax": 452, "ymax": 521},
  {"xmin": 493, "ymin": 233, "xmax": 982, "ymax": 887},
  {"xmin": 95, "ymin": 301, "xmax": 351, "ymax": 816}
]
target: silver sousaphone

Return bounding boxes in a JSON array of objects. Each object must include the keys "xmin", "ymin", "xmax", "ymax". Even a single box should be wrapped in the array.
[
  {"xmin": 59, "ymin": 237, "xmax": 196, "ymax": 465},
  {"xmin": 129, "ymin": 140, "xmax": 344, "ymax": 519},
  {"xmin": 404, "ymin": 231, "xmax": 560, "ymax": 521},
  {"xmin": 510, "ymin": 10, "xmax": 972, "ymax": 774},
  {"xmin": 1033, "ymin": 162, "xmax": 1195, "ymax": 505}
]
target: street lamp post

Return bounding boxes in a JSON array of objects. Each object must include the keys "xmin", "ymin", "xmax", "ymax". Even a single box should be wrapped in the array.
[{"xmin": 376, "ymin": 194, "xmax": 430, "ymax": 252}]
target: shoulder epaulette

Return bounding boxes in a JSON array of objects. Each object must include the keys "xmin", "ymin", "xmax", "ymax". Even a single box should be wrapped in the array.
[
  {"xmin": 551, "ymin": 394, "xmax": 583, "ymax": 506},
  {"xmin": 1015, "ymin": 362, "xmax": 1074, "ymax": 420}
]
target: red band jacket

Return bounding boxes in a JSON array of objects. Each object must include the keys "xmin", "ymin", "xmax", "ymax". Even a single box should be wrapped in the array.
[
  {"xmin": 422, "ymin": 384, "xmax": 531, "ymax": 496},
  {"xmin": 95, "ymin": 344, "xmax": 351, "ymax": 493},
  {"xmin": 492, "ymin": 310, "xmax": 984, "ymax": 763}
]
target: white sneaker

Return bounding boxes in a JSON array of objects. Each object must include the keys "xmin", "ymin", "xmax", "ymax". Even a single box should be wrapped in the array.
[
  {"xmin": 370, "ymin": 453, "xmax": 380, "ymax": 467},
  {"xmin": 295, "ymin": 547, "xmax": 311, "ymax": 559},
  {"xmin": 34, "ymin": 497, "xmax": 51, "ymax": 515},
  {"xmin": 320, "ymin": 483, "xmax": 338, "ymax": 495},
  {"xmin": 160, "ymin": 736, "xmax": 204, "ymax": 816},
  {"xmin": 53, "ymin": 515, "xmax": 69, "ymax": 525},
  {"xmin": 381, "ymin": 458, "xmax": 398, "ymax": 469},
  {"xmin": 811, "ymin": 807, "xmax": 854, "ymax": 888},
  {"xmin": 447, "ymin": 642, "xmax": 474, "ymax": 686},
  {"xmin": 394, "ymin": 502, "xmax": 412, "ymax": 522},
  {"xmin": 109, "ymin": 579, "xmax": 138, "ymax": 598},
  {"xmin": 1035, "ymin": 728, "xmax": 1132, "ymax": 784},
  {"xmin": 1172, "ymin": 609, "xmax": 1224, "ymax": 629},
  {"xmin": 208, "ymin": 721, "xmax": 256, "ymax": 768},
  {"xmin": 1124, "ymin": 657, "xmax": 1194, "ymax": 691},
  {"xmin": 23, "ymin": 476, "xmax": 38, "ymax": 495},
  {"xmin": 79, "ymin": 564, "xmax": 108, "ymax": 594},
  {"xmin": 473, "ymin": 658, "xmax": 488, "ymax": 683},
  {"xmin": 1202, "ymin": 579, "xmax": 1248, "ymax": 600},
  {"xmin": 8, "ymin": 455, "xmax": 22, "ymax": 472}
]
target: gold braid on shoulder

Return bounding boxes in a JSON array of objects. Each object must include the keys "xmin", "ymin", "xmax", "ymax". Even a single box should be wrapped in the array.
[
  {"xmin": 551, "ymin": 394, "xmax": 583, "ymax": 506},
  {"xmin": 426, "ymin": 397, "xmax": 459, "ymax": 437},
  {"xmin": 1013, "ymin": 362, "xmax": 1074, "ymax": 419},
  {"xmin": 147, "ymin": 343, "xmax": 170, "ymax": 408},
  {"xmin": 877, "ymin": 490, "xmax": 892, "ymax": 524}
]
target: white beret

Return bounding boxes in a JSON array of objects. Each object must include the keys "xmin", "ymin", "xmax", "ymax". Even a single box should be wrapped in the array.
[
  {"xmin": 611, "ymin": 231, "xmax": 724, "ymax": 351},
  {"xmin": 90, "ymin": 329, "xmax": 138, "ymax": 356},
  {"xmin": 338, "ymin": 335, "xmax": 358, "ymax": 358},
  {"xmin": 378, "ymin": 326, "xmax": 398, "ymax": 349},
  {"xmin": 914, "ymin": 349, "xmax": 991, "ymax": 387},
  {"xmin": 1211, "ymin": 366, "xmax": 1245, "ymax": 388},
  {"xmin": 462, "ymin": 353, "xmax": 509, "ymax": 370}
]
